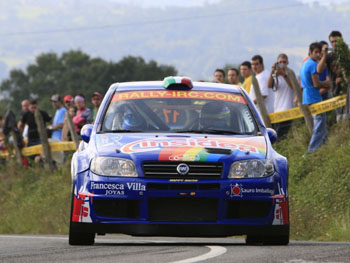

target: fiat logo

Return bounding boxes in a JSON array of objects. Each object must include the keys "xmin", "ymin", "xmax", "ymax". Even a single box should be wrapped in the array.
[{"xmin": 177, "ymin": 163, "xmax": 190, "ymax": 175}]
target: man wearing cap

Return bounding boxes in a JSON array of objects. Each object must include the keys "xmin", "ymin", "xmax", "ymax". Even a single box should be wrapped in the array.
[
  {"xmin": 73, "ymin": 94, "xmax": 92, "ymax": 134},
  {"xmin": 91, "ymin": 92, "xmax": 102, "ymax": 123},
  {"xmin": 48, "ymin": 94, "xmax": 66, "ymax": 141},
  {"xmin": 63, "ymin": 94, "xmax": 74, "ymax": 109}
]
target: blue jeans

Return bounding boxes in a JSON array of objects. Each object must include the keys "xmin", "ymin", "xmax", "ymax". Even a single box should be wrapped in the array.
[{"xmin": 308, "ymin": 113, "xmax": 327, "ymax": 153}]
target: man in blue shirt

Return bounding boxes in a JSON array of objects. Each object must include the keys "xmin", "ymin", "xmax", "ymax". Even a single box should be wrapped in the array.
[
  {"xmin": 49, "ymin": 94, "xmax": 67, "ymax": 141},
  {"xmin": 300, "ymin": 42, "xmax": 331, "ymax": 153}
]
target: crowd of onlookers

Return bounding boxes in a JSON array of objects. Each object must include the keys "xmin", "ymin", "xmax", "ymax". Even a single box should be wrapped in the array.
[
  {"xmin": 0, "ymin": 30, "xmax": 346, "ymax": 160},
  {"xmin": 212, "ymin": 30, "xmax": 346, "ymax": 154},
  {"xmin": 0, "ymin": 92, "xmax": 102, "ymax": 164}
]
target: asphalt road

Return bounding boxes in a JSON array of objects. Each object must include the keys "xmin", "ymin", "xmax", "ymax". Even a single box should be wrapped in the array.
[{"xmin": 1, "ymin": 235, "xmax": 350, "ymax": 263}]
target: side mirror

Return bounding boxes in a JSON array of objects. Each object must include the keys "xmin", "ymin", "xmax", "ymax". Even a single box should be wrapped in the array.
[
  {"xmin": 266, "ymin": 128, "xmax": 277, "ymax": 144},
  {"xmin": 80, "ymin": 124, "xmax": 93, "ymax": 143}
]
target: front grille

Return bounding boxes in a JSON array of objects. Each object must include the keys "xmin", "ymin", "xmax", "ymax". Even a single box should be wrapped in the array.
[
  {"xmin": 149, "ymin": 197, "xmax": 218, "ymax": 222},
  {"xmin": 147, "ymin": 183, "xmax": 220, "ymax": 191},
  {"xmin": 142, "ymin": 161, "xmax": 223, "ymax": 179},
  {"xmin": 94, "ymin": 199, "xmax": 140, "ymax": 218},
  {"xmin": 226, "ymin": 200, "xmax": 272, "ymax": 219}
]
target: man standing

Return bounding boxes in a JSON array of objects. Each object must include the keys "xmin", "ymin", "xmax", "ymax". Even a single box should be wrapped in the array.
[
  {"xmin": 227, "ymin": 68, "xmax": 242, "ymax": 86},
  {"xmin": 18, "ymin": 99, "xmax": 51, "ymax": 147},
  {"xmin": 240, "ymin": 61, "xmax": 252, "ymax": 94},
  {"xmin": 318, "ymin": 30, "xmax": 346, "ymax": 121},
  {"xmin": 91, "ymin": 92, "xmax": 102, "ymax": 123},
  {"xmin": 300, "ymin": 42, "xmax": 330, "ymax": 153},
  {"xmin": 267, "ymin": 54, "xmax": 296, "ymax": 138},
  {"xmin": 48, "ymin": 94, "xmax": 66, "ymax": 141},
  {"xmin": 214, "ymin": 69, "xmax": 225, "ymax": 83},
  {"xmin": 249, "ymin": 55, "xmax": 274, "ymax": 114}
]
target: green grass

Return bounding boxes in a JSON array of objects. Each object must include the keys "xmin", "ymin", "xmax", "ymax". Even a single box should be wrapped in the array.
[
  {"xmin": 1, "ymin": 119, "xmax": 350, "ymax": 241},
  {"xmin": 0, "ymin": 160, "xmax": 72, "ymax": 234}
]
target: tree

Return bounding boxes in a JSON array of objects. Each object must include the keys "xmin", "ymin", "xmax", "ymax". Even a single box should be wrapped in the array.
[{"xmin": 0, "ymin": 51, "xmax": 177, "ymax": 115}]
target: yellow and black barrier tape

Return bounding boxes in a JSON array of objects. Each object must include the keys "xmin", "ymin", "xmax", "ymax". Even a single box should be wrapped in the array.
[
  {"xmin": 0, "ymin": 95, "xmax": 347, "ymax": 158},
  {"xmin": 0, "ymin": 141, "xmax": 76, "ymax": 158},
  {"xmin": 269, "ymin": 95, "xmax": 346, "ymax": 124}
]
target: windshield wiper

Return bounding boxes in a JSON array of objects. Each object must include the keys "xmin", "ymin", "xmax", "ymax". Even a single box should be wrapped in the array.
[
  {"xmin": 98, "ymin": 129, "xmax": 143, "ymax": 133},
  {"xmin": 176, "ymin": 129, "xmax": 246, "ymax": 135}
]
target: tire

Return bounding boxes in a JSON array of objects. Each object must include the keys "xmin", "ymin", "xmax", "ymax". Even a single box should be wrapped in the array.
[
  {"xmin": 68, "ymin": 188, "xmax": 95, "ymax": 246},
  {"xmin": 246, "ymin": 234, "xmax": 289, "ymax": 246}
]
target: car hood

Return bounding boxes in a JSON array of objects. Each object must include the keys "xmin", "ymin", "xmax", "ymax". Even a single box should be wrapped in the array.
[{"xmin": 94, "ymin": 133, "xmax": 267, "ymax": 161}]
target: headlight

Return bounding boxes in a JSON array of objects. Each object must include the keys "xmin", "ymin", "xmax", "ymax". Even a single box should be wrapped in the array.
[
  {"xmin": 90, "ymin": 157, "xmax": 137, "ymax": 177},
  {"xmin": 228, "ymin": 159, "xmax": 274, "ymax": 179}
]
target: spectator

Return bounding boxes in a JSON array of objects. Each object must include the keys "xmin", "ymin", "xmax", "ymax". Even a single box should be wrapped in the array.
[
  {"xmin": 18, "ymin": 99, "xmax": 30, "ymax": 142},
  {"xmin": 62, "ymin": 106, "xmax": 77, "ymax": 141},
  {"xmin": 73, "ymin": 95, "xmax": 91, "ymax": 134},
  {"xmin": 227, "ymin": 68, "xmax": 242, "ymax": 86},
  {"xmin": 318, "ymin": 30, "xmax": 347, "ymax": 121},
  {"xmin": 249, "ymin": 55, "xmax": 274, "ymax": 114},
  {"xmin": 48, "ymin": 94, "xmax": 66, "ymax": 141},
  {"xmin": 63, "ymin": 94, "xmax": 74, "ymax": 109},
  {"xmin": 240, "ymin": 61, "xmax": 252, "ymax": 94},
  {"xmin": 267, "ymin": 53, "xmax": 296, "ymax": 138},
  {"xmin": 18, "ymin": 99, "xmax": 51, "ymax": 147},
  {"xmin": 214, "ymin": 69, "xmax": 225, "ymax": 83},
  {"xmin": 300, "ymin": 42, "xmax": 330, "ymax": 153},
  {"xmin": 317, "ymin": 41, "xmax": 331, "ymax": 101},
  {"xmin": 91, "ymin": 92, "xmax": 102, "ymax": 123}
]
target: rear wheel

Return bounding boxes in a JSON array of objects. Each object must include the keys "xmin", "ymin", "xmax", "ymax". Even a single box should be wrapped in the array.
[{"xmin": 68, "ymin": 189, "xmax": 95, "ymax": 245}]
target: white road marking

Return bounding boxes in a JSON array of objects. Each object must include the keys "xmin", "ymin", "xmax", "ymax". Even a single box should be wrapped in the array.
[{"xmin": 169, "ymin": 245, "xmax": 227, "ymax": 263}]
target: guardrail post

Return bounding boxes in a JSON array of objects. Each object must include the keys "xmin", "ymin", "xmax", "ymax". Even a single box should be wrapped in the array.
[
  {"xmin": 65, "ymin": 111, "xmax": 80, "ymax": 149},
  {"xmin": 251, "ymin": 72, "xmax": 272, "ymax": 128},
  {"xmin": 35, "ymin": 109, "xmax": 54, "ymax": 169},
  {"xmin": 10, "ymin": 131, "xmax": 23, "ymax": 165},
  {"xmin": 286, "ymin": 67, "xmax": 313, "ymax": 133}
]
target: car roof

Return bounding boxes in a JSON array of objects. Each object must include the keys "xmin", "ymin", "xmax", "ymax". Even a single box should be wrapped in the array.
[{"xmin": 113, "ymin": 81, "xmax": 243, "ymax": 94}]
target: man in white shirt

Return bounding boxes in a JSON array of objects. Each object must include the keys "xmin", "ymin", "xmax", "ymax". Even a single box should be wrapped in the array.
[
  {"xmin": 267, "ymin": 53, "xmax": 296, "ymax": 138},
  {"xmin": 249, "ymin": 55, "xmax": 274, "ymax": 114}
]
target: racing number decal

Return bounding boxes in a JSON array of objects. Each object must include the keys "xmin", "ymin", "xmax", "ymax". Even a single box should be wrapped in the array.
[{"xmin": 163, "ymin": 109, "xmax": 180, "ymax": 124}]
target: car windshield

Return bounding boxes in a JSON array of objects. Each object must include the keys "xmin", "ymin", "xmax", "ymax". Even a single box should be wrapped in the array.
[{"xmin": 100, "ymin": 90, "xmax": 257, "ymax": 134}]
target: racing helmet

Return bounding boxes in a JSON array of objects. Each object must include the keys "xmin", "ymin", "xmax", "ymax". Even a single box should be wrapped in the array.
[
  {"xmin": 121, "ymin": 107, "xmax": 146, "ymax": 130},
  {"xmin": 199, "ymin": 101, "xmax": 231, "ymax": 129}
]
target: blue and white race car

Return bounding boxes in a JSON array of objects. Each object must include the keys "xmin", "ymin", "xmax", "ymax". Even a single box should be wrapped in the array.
[{"xmin": 69, "ymin": 77, "xmax": 289, "ymax": 245}]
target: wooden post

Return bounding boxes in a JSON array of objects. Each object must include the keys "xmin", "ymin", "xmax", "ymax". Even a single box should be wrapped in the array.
[
  {"xmin": 66, "ymin": 111, "xmax": 80, "ymax": 149},
  {"xmin": 251, "ymin": 72, "xmax": 272, "ymax": 128},
  {"xmin": 286, "ymin": 67, "xmax": 313, "ymax": 133},
  {"xmin": 34, "ymin": 109, "xmax": 54, "ymax": 170},
  {"xmin": 10, "ymin": 131, "xmax": 23, "ymax": 165}
]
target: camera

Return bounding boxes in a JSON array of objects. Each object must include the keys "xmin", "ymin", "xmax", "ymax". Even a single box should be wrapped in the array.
[{"xmin": 276, "ymin": 62, "xmax": 284, "ymax": 69}]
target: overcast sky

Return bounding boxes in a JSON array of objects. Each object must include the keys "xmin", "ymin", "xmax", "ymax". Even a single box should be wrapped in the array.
[{"xmin": 110, "ymin": 0, "xmax": 350, "ymax": 7}]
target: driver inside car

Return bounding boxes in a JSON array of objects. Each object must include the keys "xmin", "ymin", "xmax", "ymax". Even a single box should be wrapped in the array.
[{"xmin": 199, "ymin": 101, "xmax": 231, "ymax": 130}]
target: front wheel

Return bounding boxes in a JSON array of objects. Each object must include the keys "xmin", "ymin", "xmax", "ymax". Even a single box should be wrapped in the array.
[{"xmin": 68, "ymin": 190, "xmax": 95, "ymax": 245}]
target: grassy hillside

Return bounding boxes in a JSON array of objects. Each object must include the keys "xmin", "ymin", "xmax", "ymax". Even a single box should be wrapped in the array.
[{"xmin": 1, "ymin": 120, "xmax": 350, "ymax": 240}]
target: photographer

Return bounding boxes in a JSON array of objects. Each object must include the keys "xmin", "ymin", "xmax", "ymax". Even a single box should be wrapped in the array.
[{"xmin": 267, "ymin": 53, "xmax": 296, "ymax": 139}]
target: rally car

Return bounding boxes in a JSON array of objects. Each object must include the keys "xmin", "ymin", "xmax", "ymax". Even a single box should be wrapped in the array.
[{"xmin": 69, "ymin": 76, "xmax": 289, "ymax": 245}]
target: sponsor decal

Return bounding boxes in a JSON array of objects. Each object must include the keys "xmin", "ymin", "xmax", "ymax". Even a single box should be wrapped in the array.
[
  {"xmin": 230, "ymin": 183, "xmax": 274, "ymax": 198},
  {"xmin": 72, "ymin": 193, "xmax": 92, "ymax": 223},
  {"xmin": 112, "ymin": 90, "xmax": 246, "ymax": 104},
  {"xmin": 121, "ymin": 137, "xmax": 261, "ymax": 155},
  {"xmin": 97, "ymin": 134, "xmax": 123, "ymax": 146},
  {"xmin": 90, "ymin": 182, "xmax": 146, "ymax": 196},
  {"xmin": 273, "ymin": 197, "xmax": 289, "ymax": 225},
  {"xmin": 169, "ymin": 179, "xmax": 198, "ymax": 182}
]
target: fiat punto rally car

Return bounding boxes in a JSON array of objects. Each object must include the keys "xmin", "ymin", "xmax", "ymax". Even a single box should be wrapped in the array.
[{"xmin": 69, "ymin": 77, "xmax": 289, "ymax": 245}]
